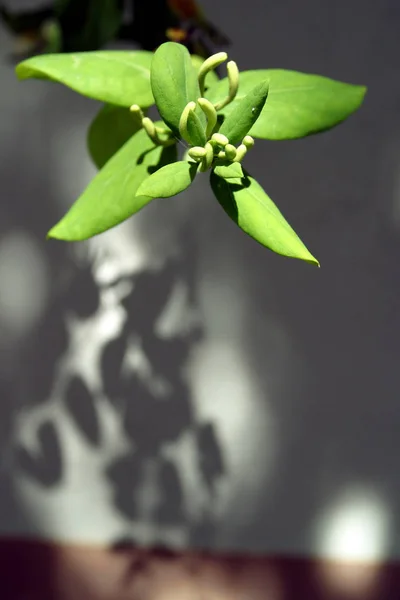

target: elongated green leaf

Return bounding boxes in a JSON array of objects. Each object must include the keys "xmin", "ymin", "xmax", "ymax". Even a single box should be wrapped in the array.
[
  {"xmin": 150, "ymin": 42, "xmax": 205, "ymax": 143},
  {"xmin": 214, "ymin": 162, "xmax": 244, "ymax": 180},
  {"xmin": 187, "ymin": 108, "xmax": 207, "ymax": 147},
  {"xmin": 48, "ymin": 126, "xmax": 177, "ymax": 241},
  {"xmin": 219, "ymin": 80, "xmax": 269, "ymax": 145},
  {"xmin": 210, "ymin": 171, "xmax": 319, "ymax": 265},
  {"xmin": 136, "ymin": 161, "xmax": 197, "ymax": 199},
  {"xmin": 16, "ymin": 51, "xmax": 154, "ymax": 107},
  {"xmin": 207, "ymin": 69, "xmax": 366, "ymax": 140},
  {"xmin": 88, "ymin": 104, "xmax": 144, "ymax": 169}
]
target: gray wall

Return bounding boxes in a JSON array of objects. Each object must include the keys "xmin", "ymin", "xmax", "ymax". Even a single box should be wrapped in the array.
[{"xmin": 0, "ymin": 0, "xmax": 399, "ymax": 563}]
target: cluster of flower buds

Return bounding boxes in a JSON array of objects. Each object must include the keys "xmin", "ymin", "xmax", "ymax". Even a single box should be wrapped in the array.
[
  {"xmin": 188, "ymin": 132, "xmax": 255, "ymax": 171},
  {"xmin": 129, "ymin": 50, "xmax": 256, "ymax": 172}
]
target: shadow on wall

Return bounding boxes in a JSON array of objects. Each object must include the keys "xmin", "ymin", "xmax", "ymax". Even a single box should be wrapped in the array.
[{"xmin": 6, "ymin": 225, "xmax": 227, "ymax": 549}]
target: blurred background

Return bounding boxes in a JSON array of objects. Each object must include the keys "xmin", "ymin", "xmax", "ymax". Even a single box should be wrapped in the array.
[{"xmin": 0, "ymin": 0, "xmax": 399, "ymax": 593}]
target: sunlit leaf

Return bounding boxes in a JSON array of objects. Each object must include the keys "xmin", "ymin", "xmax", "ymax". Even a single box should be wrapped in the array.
[
  {"xmin": 219, "ymin": 80, "xmax": 269, "ymax": 144},
  {"xmin": 48, "ymin": 125, "xmax": 177, "ymax": 241},
  {"xmin": 214, "ymin": 162, "xmax": 243, "ymax": 180},
  {"xmin": 150, "ymin": 42, "xmax": 206, "ymax": 143},
  {"xmin": 210, "ymin": 170, "xmax": 319, "ymax": 265},
  {"xmin": 16, "ymin": 50, "xmax": 154, "ymax": 107},
  {"xmin": 136, "ymin": 161, "xmax": 197, "ymax": 199},
  {"xmin": 207, "ymin": 69, "xmax": 366, "ymax": 140}
]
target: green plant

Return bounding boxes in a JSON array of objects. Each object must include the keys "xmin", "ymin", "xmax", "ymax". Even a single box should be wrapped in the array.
[{"xmin": 15, "ymin": 42, "xmax": 366, "ymax": 265}]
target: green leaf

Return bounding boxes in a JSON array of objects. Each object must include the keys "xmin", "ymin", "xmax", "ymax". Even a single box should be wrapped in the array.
[
  {"xmin": 87, "ymin": 104, "xmax": 144, "ymax": 169},
  {"xmin": 219, "ymin": 80, "xmax": 269, "ymax": 145},
  {"xmin": 150, "ymin": 42, "xmax": 206, "ymax": 143},
  {"xmin": 136, "ymin": 161, "xmax": 197, "ymax": 199},
  {"xmin": 48, "ymin": 126, "xmax": 177, "ymax": 241},
  {"xmin": 210, "ymin": 171, "xmax": 319, "ymax": 265},
  {"xmin": 191, "ymin": 55, "xmax": 219, "ymax": 88},
  {"xmin": 214, "ymin": 162, "xmax": 244, "ymax": 180},
  {"xmin": 206, "ymin": 69, "xmax": 366, "ymax": 140},
  {"xmin": 16, "ymin": 50, "xmax": 154, "ymax": 107},
  {"xmin": 187, "ymin": 108, "xmax": 207, "ymax": 147}
]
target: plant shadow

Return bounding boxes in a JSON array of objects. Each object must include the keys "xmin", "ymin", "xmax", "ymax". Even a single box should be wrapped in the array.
[{"xmin": 7, "ymin": 224, "xmax": 227, "ymax": 552}]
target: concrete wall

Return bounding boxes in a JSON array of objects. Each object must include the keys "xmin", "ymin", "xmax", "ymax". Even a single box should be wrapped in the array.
[{"xmin": 0, "ymin": 0, "xmax": 399, "ymax": 563}]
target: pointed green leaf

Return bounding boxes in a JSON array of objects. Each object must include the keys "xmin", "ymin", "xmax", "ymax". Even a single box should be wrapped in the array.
[
  {"xmin": 206, "ymin": 69, "xmax": 366, "ymax": 140},
  {"xmin": 150, "ymin": 42, "xmax": 206, "ymax": 143},
  {"xmin": 210, "ymin": 171, "xmax": 319, "ymax": 265},
  {"xmin": 88, "ymin": 104, "xmax": 144, "ymax": 169},
  {"xmin": 219, "ymin": 80, "xmax": 269, "ymax": 145},
  {"xmin": 187, "ymin": 108, "xmax": 207, "ymax": 147},
  {"xmin": 16, "ymin": 50, "xmax": 154, "ymax": 107},
  {"xmin": 136, "ymin": 161, "xmax": 197, "ymax": 199},
  {"xmin": 214, "ymin": 162, "xmax": 244, "ymax": 180},
  {"xmin": 48, "ymin": 126, "xmax": 177, "ymax": 241}
]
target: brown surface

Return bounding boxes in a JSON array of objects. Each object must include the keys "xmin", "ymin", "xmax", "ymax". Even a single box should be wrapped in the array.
[{"xmin": 1, "ymin": 538, "xmax": 399, "ymax": 600}]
